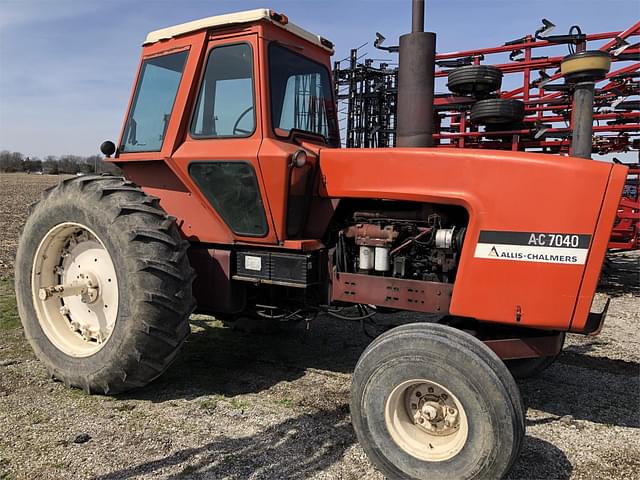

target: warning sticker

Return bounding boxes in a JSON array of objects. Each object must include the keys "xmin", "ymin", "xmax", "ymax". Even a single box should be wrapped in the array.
[{"xmin": 474, "ymin": 231, "xmax": 591, "ymax": 265}]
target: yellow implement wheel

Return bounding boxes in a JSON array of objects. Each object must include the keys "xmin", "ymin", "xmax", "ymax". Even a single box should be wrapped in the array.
[{"xmin": 561, "ymin": 50, "xmax": 611, "ymax": 83}]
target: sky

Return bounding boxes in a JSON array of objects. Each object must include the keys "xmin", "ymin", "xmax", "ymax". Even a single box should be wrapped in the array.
[{"xmin": 0, "ymin": 0, "xmax": 637, "ymax": 159}]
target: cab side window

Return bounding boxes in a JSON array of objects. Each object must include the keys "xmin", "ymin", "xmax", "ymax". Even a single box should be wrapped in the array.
[
  {"xmin": 191, "ymin": 43, "xmax": 255, "ymax": 138},
  {"xmin": 189, "ymin": 162, "xmax": 268, "ymax": 236},
  {"xmin": 121, "ymin": 51, "xmax": 188, "ymax": 152}
]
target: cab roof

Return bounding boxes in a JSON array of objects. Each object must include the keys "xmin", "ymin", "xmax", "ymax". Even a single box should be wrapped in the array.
[{"xmin": 144, "ymin": 8, "xmax": 334, "ymax": 53}]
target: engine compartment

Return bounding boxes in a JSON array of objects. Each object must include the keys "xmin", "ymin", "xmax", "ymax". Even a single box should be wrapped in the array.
[{"xmin": 335, "ymin": 203, "xmax": 468, "ymax": 284}]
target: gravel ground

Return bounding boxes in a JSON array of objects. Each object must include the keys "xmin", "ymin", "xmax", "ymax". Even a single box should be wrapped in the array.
[{"xmin": 0, "ymin": 173, "xmax": 638, "ymax": 480}]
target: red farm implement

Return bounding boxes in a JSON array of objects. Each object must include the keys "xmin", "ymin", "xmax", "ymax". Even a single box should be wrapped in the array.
[{"xmin": 609, "ymin": 165, "xmax": 639, "ymax": 249}]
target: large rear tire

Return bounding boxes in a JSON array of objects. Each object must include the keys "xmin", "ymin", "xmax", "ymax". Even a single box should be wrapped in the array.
[
  {"xmin": 351, "ymin": 323, "xmax": 524, "ymax": 480},
  {"xmin": 15, "ymin": 175, "xmax": 195, "ymax": 394}
]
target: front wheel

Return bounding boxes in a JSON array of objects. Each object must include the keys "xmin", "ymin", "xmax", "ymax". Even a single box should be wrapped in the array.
[{"xmin": 351, "ymin": 323, "xmax": 524, "ymax": 480}]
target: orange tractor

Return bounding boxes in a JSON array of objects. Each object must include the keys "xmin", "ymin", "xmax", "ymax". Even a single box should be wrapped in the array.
[{"xmin": 15, "ymin": 4, "xmax": 627, "ymax": 479}]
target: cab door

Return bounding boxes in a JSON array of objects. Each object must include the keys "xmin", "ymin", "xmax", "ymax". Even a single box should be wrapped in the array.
[
  {"xmin": 171, "ymin": 32, "xmax": 278, "ymax": 245},
  {"xmin": 257, "ymin": 38, "xmax": 340, "ymax": 242}
]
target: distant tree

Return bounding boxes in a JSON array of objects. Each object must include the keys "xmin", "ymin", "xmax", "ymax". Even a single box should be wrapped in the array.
[
  {"xmin": 0, "ymin": 150, "xmax": 121, "ymax": 175},
  {"xmin": 58, "ymin": 154, "xmax": 84, "ymax": 174},
  {"xmin": 23, "ymin": 156, "xmax": 43, "ymax": 173},
  {"xmin": 78, "ymin": 159, "xmax": 93, "ymax": 174},
  {"xmin": 43, "ymin": 155, "xmax": 59, "ymax": 174},
  {"xmin": 0, "ymin": 151, "xmax": 25, "ymax": 172},
  {"xmin": 84, "ymin": 155, "xmax": 100, "ymax": 173},
  {"xmin": 11, "ymin": 151, "xmax": 24, "ymax": 171},
  {"xmin": 91, "ymin": 155, "xmax": 122, "ymax": 175},
  {"xmin": 0, "ymin": 150, "xmax": 11, "ymax": 172}
]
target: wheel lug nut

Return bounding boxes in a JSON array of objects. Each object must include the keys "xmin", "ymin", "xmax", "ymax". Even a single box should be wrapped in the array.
[{"xmin": 428, "ymin": 387, "xmax": 434, "ymax": 393}]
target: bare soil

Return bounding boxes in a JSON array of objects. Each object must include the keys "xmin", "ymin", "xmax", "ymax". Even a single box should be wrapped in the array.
[
  {"xmin": 0, "ymin": 173, "xmax": 71, "ymax": 280},
  {"xmin": 0, "ymin": 173, "xmax": 638, "ymax": 480}
]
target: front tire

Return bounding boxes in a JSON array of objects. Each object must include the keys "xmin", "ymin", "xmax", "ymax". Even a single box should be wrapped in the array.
[
  {"xmin": 351, "ymin": 323, "xmax": 524, "ymax": 480},
  {"xmin": 15, "ymin": 175, "xmax": 195, "ymax": 394}
]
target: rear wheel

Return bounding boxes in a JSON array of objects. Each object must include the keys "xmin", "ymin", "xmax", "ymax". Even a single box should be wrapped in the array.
[
  {"xmin": 31, "ymin": 222, "xmax": 119, "ymax": 356},
  {"xmin": 351, "ymin": 323, "xmax": 524, "ymax": 480},
  {"xmin": 15, "ymin": 175, "xmax": 195, "ymax": 394}
]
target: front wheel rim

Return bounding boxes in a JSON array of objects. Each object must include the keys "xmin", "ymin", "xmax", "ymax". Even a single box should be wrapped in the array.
[
  {"xmin": 384, "ymin": 378, "xmax": 469, "ymax": 462},
  {"xmin": 31, "ymin": 222, "xmax": 119, "ymax": 357}
]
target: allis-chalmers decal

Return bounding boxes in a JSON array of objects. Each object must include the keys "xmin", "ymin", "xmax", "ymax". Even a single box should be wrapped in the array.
[{"xmin": 474, "ymin": 231, "xmax": 592, "ymax": 265}]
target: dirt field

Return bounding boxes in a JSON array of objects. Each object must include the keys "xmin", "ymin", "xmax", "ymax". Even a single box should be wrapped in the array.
[
  {"xmin": 0, "ymin": 174, "xmax": 72, "ymax": 280},
  {"xmin": 0, "ymin": 172, "xmax": 638, "ymax": 480}
]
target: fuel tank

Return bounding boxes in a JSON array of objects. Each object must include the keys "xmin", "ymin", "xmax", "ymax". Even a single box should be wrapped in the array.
[{"xmin": 318, "ymin": 147, "xmax": 627, "ymax": 332}]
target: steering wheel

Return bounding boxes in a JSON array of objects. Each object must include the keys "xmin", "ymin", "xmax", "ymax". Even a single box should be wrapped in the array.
[{"xmin": 232, "ymin": 106, "xmax": 254, "ymax": 136}]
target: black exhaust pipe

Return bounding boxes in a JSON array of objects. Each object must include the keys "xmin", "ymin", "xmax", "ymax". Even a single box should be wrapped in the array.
[{"xmin": 396, "ymin": 0, "xmax": 436, "ymax": 147}]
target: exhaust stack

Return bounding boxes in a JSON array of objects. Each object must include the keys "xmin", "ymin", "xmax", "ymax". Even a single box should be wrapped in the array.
[{"xmin": 396, "ymin": 0, "xmax": 436, "ymax": 147}]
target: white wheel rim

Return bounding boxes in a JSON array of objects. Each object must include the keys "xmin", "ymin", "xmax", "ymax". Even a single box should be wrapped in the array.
[
  {"xmin": 31, "ymin": 222, "xmax": 119, "ymax": 357},
  {"xmin": 384, "ymin": 378, "xmax": 468, "ymax": 462}
]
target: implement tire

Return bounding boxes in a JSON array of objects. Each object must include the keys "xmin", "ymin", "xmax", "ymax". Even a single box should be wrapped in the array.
[
  {"xmin": 15, "ymin": 175, "xmax": 195, "ymax": 394},
  {"xmin": 470, "ymin": 99, "xmax": 526, "ymax": 125},
  {"xmin": 447, "ymin": 65, "xmax": 503, "ymax": 97}
]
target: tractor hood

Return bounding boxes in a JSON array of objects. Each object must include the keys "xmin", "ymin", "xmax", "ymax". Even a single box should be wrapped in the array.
[{"xmin": 318, "ymin": 147, "xmax": 627, "ymax": 332}]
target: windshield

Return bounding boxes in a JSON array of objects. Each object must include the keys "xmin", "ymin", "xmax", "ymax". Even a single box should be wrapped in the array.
[{"xmin": 269, "ymin": 43, "xmax": 338, "ymax": 145}]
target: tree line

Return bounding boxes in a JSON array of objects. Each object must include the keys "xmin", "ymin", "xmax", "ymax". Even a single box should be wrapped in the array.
[{"xmin": 0, "ymin": 151, "xmax": 121, "ymax": 175}]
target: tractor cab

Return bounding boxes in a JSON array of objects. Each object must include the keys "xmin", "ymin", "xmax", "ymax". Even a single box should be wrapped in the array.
[{"xmin": 112, "ymin": 9, "xmax": 339, "ymax": 246}]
